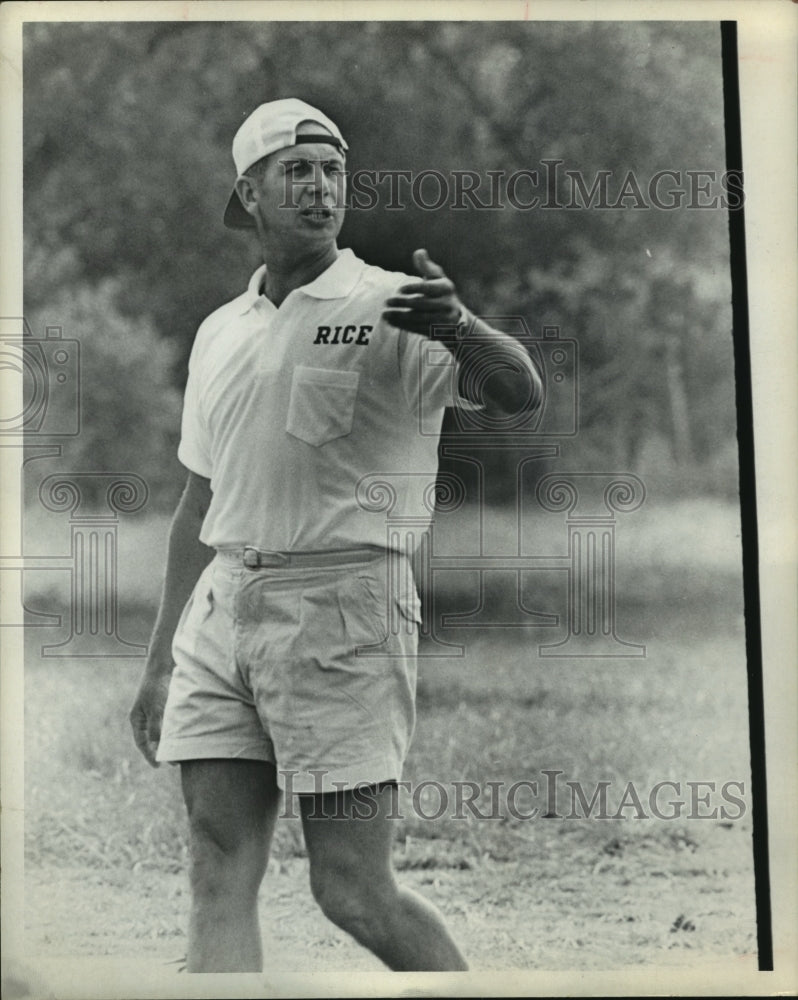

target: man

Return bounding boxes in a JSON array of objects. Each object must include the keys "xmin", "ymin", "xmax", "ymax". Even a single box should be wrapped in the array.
[{"xmin": 130, "ymin": 98, "xmax": 542, "ymax": 973}]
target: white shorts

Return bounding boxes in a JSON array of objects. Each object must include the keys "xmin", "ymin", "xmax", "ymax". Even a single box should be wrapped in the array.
[{"xmin": 157, "ymin": 547, "xmax": 422, "ymax": 793}]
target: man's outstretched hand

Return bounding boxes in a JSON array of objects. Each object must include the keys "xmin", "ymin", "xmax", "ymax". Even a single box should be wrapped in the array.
[
  {"xmin": 382, "ymin": 246, "xmax": 543, "ymax": 416},
  {"xmin": 382, "ymin": 249, "xmax": 465, "ymax": 337}
]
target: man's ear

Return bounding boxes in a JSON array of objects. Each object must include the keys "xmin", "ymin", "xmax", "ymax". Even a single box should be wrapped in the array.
[{"xmin": 233, "ymin": 175, "xmax": 259, "ymax": 221}]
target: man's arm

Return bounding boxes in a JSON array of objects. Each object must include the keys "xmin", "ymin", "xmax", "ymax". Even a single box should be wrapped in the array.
[
  {"xmin": 129, "ymin": 471, "xmax": 214, "ymax": 767},
  {"xmin": 382, "ymin": 248, "xmax": 543, "ymax": 416}
]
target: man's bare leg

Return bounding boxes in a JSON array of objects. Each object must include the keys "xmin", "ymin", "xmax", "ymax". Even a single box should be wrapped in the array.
[
  {"xmin": 300, "ymin": 783, "xmax": 468, "ymax": 971},
  {"xmin": 181, "ymin": 759, "xmax": 281, "ymax": 972}
]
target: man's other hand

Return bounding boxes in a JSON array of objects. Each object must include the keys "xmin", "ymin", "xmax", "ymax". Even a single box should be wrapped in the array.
[
  {"xmin": 129, "ymin": 668, "xmax": 172, "ymax": 767},
  {"xmin": 382, "ymin": 249, "xmax": 464, "ymax": 337}
]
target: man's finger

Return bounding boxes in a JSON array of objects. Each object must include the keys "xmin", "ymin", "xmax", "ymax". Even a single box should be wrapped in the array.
[
  {"xmin": 385, "ymin": 295, "xmax": 453, "ymax": 312},
  {"xmin": 132, "ymin": 720, "xmax": 159, "ymax": 768},
  {"xmin": 382, "ymin": 309, "xmax": 460, "ymax": 332},
  {"xmin": 413, "ymin": 248, "xmax": 446, "ymax": 279},
  {"xmin": 130, "ymin": 702, "xmax": 161, "ymax": 767},
  {"xmin": 397, "ymin": 278, "xmax": 454, "ymax": 297}
]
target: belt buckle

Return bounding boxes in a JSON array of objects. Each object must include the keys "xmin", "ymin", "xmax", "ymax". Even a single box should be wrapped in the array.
[
  {"xmin": 243, "ymin": 547, "xmax": 291, "ymax": 568},
  {"xmin": 243, "ymin": 546, "xmax": 261, "ymax": 569}
]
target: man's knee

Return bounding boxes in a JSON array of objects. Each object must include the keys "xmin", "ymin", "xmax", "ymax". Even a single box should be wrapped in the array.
[
  {"xmin": 188, "ymin": 814, "xmax": 267, "ymax": 902},
  {"xmin": 309, "ymin": 864, "xmax": 395, "ymax": 937},
  {"xmin": 181, "ymin": 759, "xmax": 276, "ymax": 902},
  {"xmin": 310, "ymin": 868, "xmax": 367, "ymax": 934}
]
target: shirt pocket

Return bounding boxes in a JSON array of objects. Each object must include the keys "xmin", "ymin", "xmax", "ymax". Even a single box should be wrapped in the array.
[{"xmin": 285, "ymin": 366, "xmax": 360, "ymax": 447}]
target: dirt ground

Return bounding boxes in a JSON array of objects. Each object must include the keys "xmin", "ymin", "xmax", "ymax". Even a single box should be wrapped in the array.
[
  {"xmin": 17, "ymin": 500, "xmax": 762, "ymax": 989},
  {"xmin": 24, "ymin": 818, "xmax": 757, "ymax": 975}
]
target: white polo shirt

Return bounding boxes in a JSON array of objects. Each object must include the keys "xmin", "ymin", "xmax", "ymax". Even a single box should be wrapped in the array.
[{"xmin": 178, "ymin": 248, "xmax": 469, "ymax": 553}]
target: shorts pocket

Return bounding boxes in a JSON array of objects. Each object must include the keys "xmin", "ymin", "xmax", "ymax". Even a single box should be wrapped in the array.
[
  {"xmin": 171, "ymin": 581, "xmax": 214, "ymax": 660},
  {"xmin": 188, "ymin": 583, "xmax": 214, "ymax": 625},
  {"xmin": 397, "ymin": 589, "xmax": 423, "ymax": 626},
  {"xmin": 286, "ymin": 366, "xmax": 360, "ymax": 447},
  {"xmin": 178, "ymin": 578, "xmax": 214, "ymax": 633},
  {"xmin": 340, "ymin": 573, "xmax": 422, "ymax": 649},
  {"xmin": 337, "ymin": 574, "xmax": 389, "ymax": 649}
]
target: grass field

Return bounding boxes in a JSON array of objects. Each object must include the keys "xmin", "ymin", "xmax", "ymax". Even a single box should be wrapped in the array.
[{"xmin": 20, "ymin": 496, "xmax": 758, "ymax": 970}]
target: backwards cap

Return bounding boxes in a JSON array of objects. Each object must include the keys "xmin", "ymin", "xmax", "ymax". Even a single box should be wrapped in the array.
[{"xmin": 223, "ymin": 98, "xmax": 348, "ymax": 229}]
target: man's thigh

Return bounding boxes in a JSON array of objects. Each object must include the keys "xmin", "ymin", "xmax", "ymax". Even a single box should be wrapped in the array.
[
  {"xmin": 299, "ymin": 782, "xmax": 397, "ymax": 881},
  {"xmin": 181, "ymin": 759, "xmax": 282, "ymax": 856}
]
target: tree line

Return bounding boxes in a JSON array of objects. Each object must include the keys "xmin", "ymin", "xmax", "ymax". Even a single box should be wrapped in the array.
[{"xmin": 23, "ymin": 20, "xmax": 739, "ymax": 506}]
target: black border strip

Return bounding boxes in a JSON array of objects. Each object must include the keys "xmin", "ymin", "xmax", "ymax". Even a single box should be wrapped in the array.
[{"xmin": 720, "ymin": 19, "xmax": 773, "ymax": 972}]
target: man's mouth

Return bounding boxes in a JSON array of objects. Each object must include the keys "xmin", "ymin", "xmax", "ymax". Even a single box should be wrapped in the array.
[{"xmin": 301, "ymin": 206, "xmax": 334, "ymax": 222}]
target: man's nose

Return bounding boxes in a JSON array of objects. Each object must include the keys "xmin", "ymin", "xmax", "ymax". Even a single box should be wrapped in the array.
[{"xmin": 310, "ymin": 164, "xmax": 329, "ymax": 196}]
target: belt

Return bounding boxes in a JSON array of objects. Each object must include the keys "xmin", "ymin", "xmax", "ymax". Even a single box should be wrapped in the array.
[{"xmin": 217, "ymin": 546, "xmax": 387, "ymax": 569}]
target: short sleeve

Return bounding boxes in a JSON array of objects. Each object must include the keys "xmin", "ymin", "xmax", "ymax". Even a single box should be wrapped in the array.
[{"xmin": 176, "ymin": 342, "xmax": 213, "ymax": 478}]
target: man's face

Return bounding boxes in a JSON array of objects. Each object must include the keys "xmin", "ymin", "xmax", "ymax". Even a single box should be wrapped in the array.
[{"xmin": 237, "ymin": 123, "xmax": 347, "ymax": 249}]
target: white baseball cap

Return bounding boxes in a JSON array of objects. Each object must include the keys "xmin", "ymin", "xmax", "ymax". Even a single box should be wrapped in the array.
[{"xmin": 223, "ymin": 98, "xmax": 348, "ymax": 229}]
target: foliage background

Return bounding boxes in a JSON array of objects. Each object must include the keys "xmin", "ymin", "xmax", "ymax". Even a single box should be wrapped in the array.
[{"xmin": 23, "ymin": 20, "xmax": 739, "ymax": 508}]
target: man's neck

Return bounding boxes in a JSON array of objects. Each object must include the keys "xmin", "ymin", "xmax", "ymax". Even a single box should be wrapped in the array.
[{"xmin": 260, "ymin": 243, "xmax": 339, "ymax": 307}]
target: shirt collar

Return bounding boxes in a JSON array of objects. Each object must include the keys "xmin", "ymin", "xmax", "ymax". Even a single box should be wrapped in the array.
[{"xmin": 243, "ymin": 248, "xmax": 363, "ymax": 312}]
